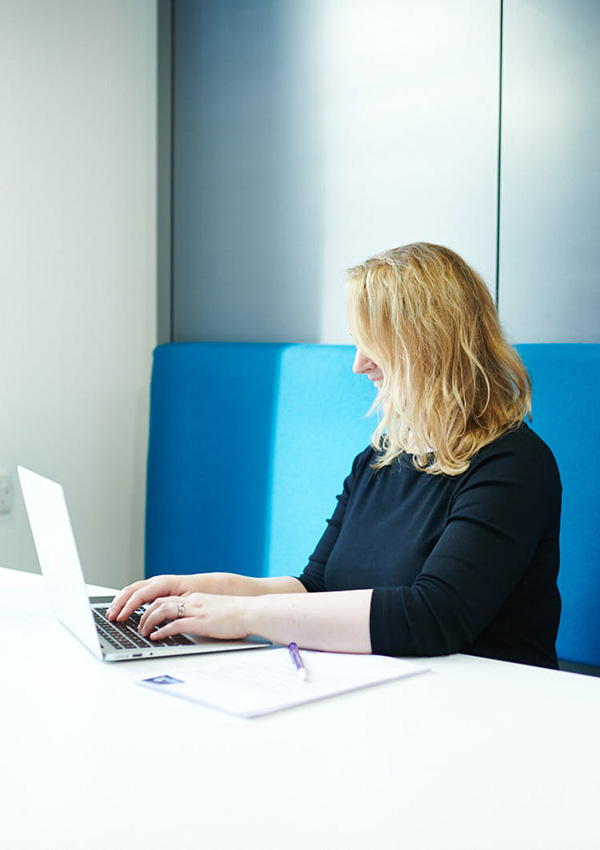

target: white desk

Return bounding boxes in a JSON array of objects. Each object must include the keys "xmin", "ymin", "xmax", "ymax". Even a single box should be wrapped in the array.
[{"xmin": 2, "ymin": 566, "xmax": 600, "ymax": 850}]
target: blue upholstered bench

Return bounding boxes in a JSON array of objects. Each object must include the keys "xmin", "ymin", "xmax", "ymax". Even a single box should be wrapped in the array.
[{"xmin": 145, "ymin": 343, "xmax": 600, "ymax": 667}]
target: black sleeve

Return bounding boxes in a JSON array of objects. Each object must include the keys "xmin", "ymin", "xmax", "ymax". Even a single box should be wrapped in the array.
[
  {"xmin": 369, "ymin": 438, "xmax": 561, "ymax": 657},
  {"xmin": 296, "ymin": 449, "xmax": 370, "ymax": 593}
]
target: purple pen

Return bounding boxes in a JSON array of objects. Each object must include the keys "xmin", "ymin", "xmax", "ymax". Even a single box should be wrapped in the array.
[{"xmin": 288, "ymin": 642, "xmax": 307, "ymax": 681}]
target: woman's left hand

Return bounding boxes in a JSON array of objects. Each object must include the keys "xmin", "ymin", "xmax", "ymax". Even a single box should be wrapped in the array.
[{"xmin": 138, "ymin": 593, "xmax": 251, "ymax": 642}]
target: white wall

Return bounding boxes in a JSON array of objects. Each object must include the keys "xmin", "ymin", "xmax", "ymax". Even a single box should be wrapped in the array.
[{"xmin": 0, "ymin": 0, "xmax": 157, "ymax": 587}]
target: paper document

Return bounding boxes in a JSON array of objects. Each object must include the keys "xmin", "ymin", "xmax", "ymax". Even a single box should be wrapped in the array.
[{"xmin": 138, "ymin": 647, "xmax": 429, "ymax": 717}]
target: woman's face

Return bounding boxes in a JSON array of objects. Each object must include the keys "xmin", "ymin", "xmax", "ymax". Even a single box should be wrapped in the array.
[
  {"xmin": 352, "ymin": 347, "xmax": 384, "ymax": 388},
  {"xmin": 347, "ymin": 299, "xmax": 385, "ymax": 388}
]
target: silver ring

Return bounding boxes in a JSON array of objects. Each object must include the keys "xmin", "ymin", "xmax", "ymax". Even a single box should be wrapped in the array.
[{"xmin": 177, "ymin": 602, "xmax": 185, "ymax": 619}]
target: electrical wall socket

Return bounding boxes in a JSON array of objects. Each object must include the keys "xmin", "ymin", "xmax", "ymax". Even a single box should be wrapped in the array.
[{"xmin": 0, "ymin": 473, "xmax": 13, "ymax": 514}]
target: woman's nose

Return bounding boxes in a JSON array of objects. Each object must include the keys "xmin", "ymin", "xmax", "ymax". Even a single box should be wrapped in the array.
[{"xmin": 353, "ymin": 349, "xmax": 374, "ymax": 374}]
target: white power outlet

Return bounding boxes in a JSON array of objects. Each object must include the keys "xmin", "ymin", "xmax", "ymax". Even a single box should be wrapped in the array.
[{"xmin": 0, "ymin": 474, "xmax": 13, "ymax": 514}]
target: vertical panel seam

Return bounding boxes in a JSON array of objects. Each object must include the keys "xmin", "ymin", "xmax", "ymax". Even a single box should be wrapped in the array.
[
  {"xmin": 495, "ymin": 0, "xmax": 504, "ymax": 310},
  {"xmin": 169, "ymin": 0, "xmax": 176, "ymax": 342}
]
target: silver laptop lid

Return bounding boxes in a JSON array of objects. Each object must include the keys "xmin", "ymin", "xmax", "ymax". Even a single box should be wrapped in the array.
[{"xmin": 18, "ymin": 466, "xmax": 103, "ymax": 659}]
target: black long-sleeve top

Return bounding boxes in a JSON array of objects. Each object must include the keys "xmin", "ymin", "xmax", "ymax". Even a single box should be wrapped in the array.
[{"xmin": 297, "ymin": 423, "xmax": 562, "ymax": 668}]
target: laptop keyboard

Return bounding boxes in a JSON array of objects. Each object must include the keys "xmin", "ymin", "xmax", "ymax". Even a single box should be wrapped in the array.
[{"xmin": 93, "ymin": 607, "xmax": 195, "ymax": 651}]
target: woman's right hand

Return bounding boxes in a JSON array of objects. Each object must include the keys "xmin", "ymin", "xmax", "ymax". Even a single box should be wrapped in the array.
[
  {"xmin": 105, "ymin": 574, "xmax": 201, "ymax": 623},
  {"xmin": 105, "ymin": 571, "xmax": 302, "ymax": 624}
]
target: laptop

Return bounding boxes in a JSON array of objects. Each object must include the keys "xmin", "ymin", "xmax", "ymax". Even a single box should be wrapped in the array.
[{"xmin": 18, "ymin": 466, "xmax": 270, "ymax": 661}]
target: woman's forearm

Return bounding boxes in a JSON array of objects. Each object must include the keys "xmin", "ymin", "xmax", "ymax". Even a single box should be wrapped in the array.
[
  {"xmin": 243, "ymin": 588, "xmax": 373, "ymax": 654},
  {"xmin": 194, "ymin": 573, "xmax": 306, "ymax": 597}
]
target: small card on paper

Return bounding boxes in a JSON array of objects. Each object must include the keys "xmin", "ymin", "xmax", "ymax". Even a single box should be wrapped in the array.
[{"xmin": 138, "ymin": 647, "xmax": 429, "ymax": 718}]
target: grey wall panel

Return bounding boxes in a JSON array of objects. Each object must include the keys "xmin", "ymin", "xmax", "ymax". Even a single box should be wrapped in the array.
[
  {"xmin": 311, "ymin": 0, "xmax": 501, "ymax": 344},
  {"xmin": 173, "ymin": 0, "xmax": 500, "ymax": 343},
  {"xmin": 173, "ymin": 0, "xmax": 323, "ymax": 343},
  {"xmin": 157, "ymin": 0, "xmax": 173, "ymax": 344},
  {"xmin": 499, "ymin": 0, "xmax": 600, "ymax": 343}
]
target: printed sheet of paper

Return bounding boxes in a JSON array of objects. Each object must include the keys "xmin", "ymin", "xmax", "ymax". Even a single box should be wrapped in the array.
[{"xmin": 138, "ymin": 648, "xmax": 429, "ymax": 717}]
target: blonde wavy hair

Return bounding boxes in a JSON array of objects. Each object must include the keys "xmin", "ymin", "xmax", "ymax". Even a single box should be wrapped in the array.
[{"xmin": 346, "ymin": 242, "xmax": 531, "ymax": 476}]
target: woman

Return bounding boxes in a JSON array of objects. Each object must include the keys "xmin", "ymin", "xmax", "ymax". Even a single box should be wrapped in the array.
[{"xmin": 107, "ymin": 243, "xmax": 562, "ymax": 668}]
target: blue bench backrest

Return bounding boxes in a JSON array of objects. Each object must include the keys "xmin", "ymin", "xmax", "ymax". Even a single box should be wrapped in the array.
[
  {"xmin": 265, "ymin": 344, "xmax": 374, "ymax": 577},
  {"xmin": 145, "ymin": 343, "xmax": 284, "ymax": 578},
  {"xmin": 145, "ymin": 343, "xmax": 373, "ymax": 581},
  {"xmin": 516, "ymin": 344, "xmax": 600, "ymax": 666},
  {"xmin": 146, "ymin": 342, "xmax": 600, "ymax": 666}
]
